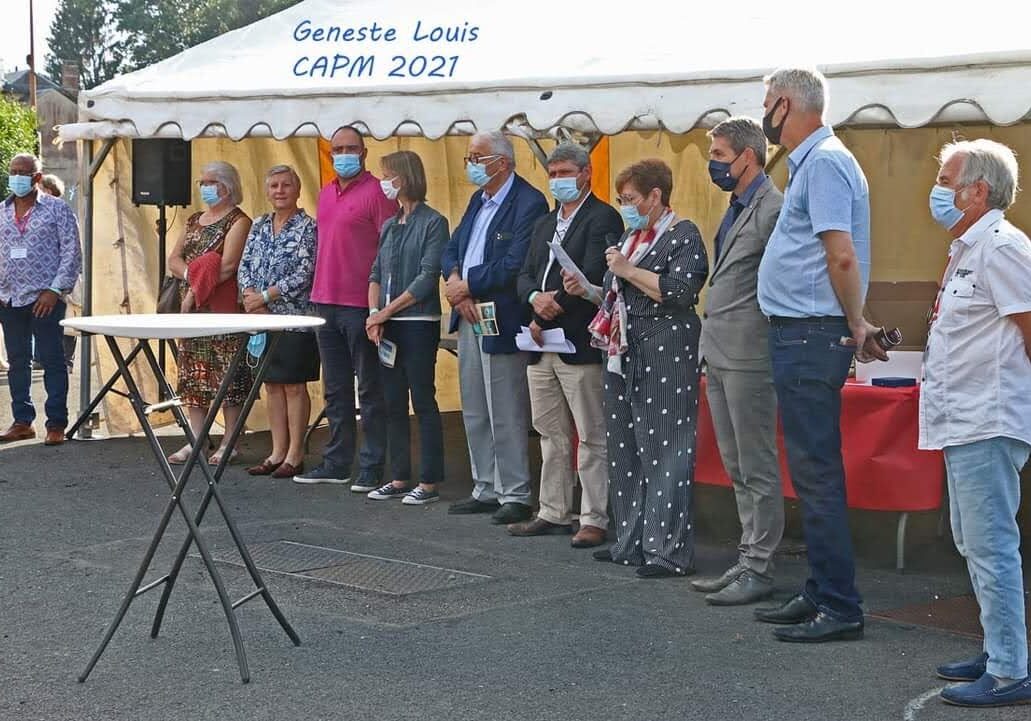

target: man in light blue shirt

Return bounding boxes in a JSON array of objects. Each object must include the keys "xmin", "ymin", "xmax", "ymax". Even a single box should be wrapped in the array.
[
  {"xmin": 0, "ymin": 153, "xmax": 82, "ymax": 445},
  {"xmin": 751, "ymin": 68, "xmax": 886, "ymax": 643}
]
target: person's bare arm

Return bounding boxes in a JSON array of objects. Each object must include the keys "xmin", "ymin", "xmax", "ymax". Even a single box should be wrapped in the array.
[
  {"xmin": 219, "ymin": 216, "xmax": 252, "ymax": 282},
  {"xmin": 167, "ymin": 227, "xmax": 189, "ymax": 280},
  {"xmin": 821, "ymin": 230, "xmax": 886, "ymax": 361}
]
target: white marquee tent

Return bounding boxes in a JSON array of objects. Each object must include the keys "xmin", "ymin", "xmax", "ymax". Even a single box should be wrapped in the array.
[
  {"xmin": 54, "ymin": 0, "xmax": 1031, "ymax": 431},
  {"xmin": 59, "ymin": 0, "xmax": 1031, "ymax": 143}
]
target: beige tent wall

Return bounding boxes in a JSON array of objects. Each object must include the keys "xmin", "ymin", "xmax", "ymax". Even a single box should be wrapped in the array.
[{"xmin": 86, "ymin": 122, "xmax": 1031, "ymax": 434}]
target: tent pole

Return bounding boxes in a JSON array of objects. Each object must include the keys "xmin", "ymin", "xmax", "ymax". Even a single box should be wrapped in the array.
[{"xmin": 77, "ymin": 138, "xmax": 116, "ymax": 438}]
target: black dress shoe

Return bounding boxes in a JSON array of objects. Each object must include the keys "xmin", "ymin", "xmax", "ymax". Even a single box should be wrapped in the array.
[
  {"xmin": 448, "ymin": 496, "xmax": 501, "ymax": 515},
  {"xmin": 593, "ymin": 548, "xmax": 614, "ymax": 562},
  {"xmin": 754, "ymin": 594, "xmax": 817, "ymax": 625},
  {"xmin": 636, "ymin": 564, "xmax": 695, "ymax": 578},
  {"xmin": 773, "ymin": 611, "xmax": 864, "ymax": 643},
  {"xmin": 491, "ymin": 502, "xmax": 533, "ymax": 525}
]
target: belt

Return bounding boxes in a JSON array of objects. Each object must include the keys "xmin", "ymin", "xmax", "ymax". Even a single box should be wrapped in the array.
[{"xmin": 767, "ymin": 315, "xmax": 846, "ymax": 325}]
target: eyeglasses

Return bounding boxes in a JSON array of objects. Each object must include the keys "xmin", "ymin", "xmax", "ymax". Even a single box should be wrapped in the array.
[
  {"xmin": 616, "ymin": 195, "xmax": 641, "ymax": 205},
  {"xmin": 464, "ymin": 154, "xmax": 500, "ymax": 165}
]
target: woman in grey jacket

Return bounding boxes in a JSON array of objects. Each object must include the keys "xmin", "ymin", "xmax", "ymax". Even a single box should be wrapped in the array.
[{"xmin": 365, "ymin": 151, "xmax": 450, "ymax": 505}]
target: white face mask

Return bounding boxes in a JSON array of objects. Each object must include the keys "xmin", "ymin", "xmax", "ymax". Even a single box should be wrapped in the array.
[{"xmin": 380, "ymin": 177, "xmax": 400, "ymax": 201}]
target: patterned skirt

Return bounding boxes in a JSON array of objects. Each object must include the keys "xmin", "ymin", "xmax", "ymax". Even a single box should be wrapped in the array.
[{"xmin": 177, "ymin": 334, "xmax": 253, "ymax": 408}]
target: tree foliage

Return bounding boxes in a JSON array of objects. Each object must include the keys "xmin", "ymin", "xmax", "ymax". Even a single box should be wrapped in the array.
[
  {"xmin": 0, "ymin": 96, "xmax": 38, "ymax": 197},
  {"xmin": 45, "ymin": 0, "xmax": 302, "ymax": 88},
  {"xmin": 45, "ymin": 0, "xmax": 124, "ymax": 90}
]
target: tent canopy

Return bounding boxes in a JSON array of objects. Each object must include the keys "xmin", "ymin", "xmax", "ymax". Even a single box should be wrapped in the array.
[{"xmin": 59, "ymin": 0, "xmax": 1031, "ymax": 141}]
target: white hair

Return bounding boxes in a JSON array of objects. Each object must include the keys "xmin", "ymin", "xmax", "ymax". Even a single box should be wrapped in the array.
[
  {"xmin": 265, "ymin": 164, "xmax": 301, "ymax": 190},
  {"xmin": 201, "ymin": 161, "xmax": 244, "ymax": 206},
  {"xmin": 940, "ymin": 139, "xmax": 1020, "ymax": 211},
  {"xmin": 764, "ymin": 67, "xmax": 828, "ymax": 117},
  {"xmin": 472, "ymin": 130, "xmax": 515, "ymax": 166}
]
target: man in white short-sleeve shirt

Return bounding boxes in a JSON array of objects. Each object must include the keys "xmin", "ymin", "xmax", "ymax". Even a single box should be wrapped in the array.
[{"xmin": 920, "ymin": 139, "xmax": 1031, "ymax": 709}]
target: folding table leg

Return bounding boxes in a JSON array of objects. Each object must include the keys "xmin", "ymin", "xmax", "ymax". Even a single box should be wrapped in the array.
[
  {"xmin": 142, "ymin": 336, "xmax": 300, "ymax": 647},
  {"xmin": 79, "ymin": 336, "xmax": 252, "ymax": 684},
  {"xmin": 65, "ymin": 340, "xmax": 146, "ymax": 439}
]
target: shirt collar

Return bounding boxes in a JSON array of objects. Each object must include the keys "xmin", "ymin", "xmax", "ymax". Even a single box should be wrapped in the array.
[
  {"xmin": 334, "ymin": 170, "xmax": 374, "ymax": 197},
  {"xmin": 482, "ymin": 172, "xmax": 515, "ymax": 206},
  {"xmin": 732, "ymin": 173, "xmax": 767, "ymax": 207},
  {"xmin": 788, "ymin": 126, "xmax": 834, "ymax": 174},
  {"xmin": 956, "ymin": 208, "xmax": 1005, "ymax": 247}
]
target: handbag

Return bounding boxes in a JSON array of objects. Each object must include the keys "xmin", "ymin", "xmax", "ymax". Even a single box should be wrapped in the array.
[{"xmin": 156, "ymin": 276, "xmax": 181, "ymax": 314}]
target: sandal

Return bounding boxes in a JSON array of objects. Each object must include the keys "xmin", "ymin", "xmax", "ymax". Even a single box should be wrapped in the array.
[
  {"xmin": 208, "ymin": 446, "xmax": 239, "ymax": 466},
  {"xmin": 247, "ymin": 458, "xmax": 283, "ymax": 476},
  {"xmin": 167, "ymin": 444, "xmax": 193, "ymax": 465}
]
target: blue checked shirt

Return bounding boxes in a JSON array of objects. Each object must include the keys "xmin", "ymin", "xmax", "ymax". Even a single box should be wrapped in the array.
[
  {"xmin": 237, "ymin": 210, "xmax": 318, "ymax": 322},
  {"xmin": 0, "ymin": 192, "xmax": 82, "ymax": 307},
  {"xmin": 757, "ymin": 126, "xmax": 870, "ymax": 318}
]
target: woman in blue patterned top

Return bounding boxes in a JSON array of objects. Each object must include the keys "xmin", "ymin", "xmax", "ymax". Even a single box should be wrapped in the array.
[{"xmin": 238, "ymin": 164, "xmax": 319, "ymax": 479}]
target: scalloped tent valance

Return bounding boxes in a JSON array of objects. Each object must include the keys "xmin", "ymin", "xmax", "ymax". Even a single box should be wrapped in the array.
[{"xmin": 57, "ymin": 0, "xmax": 1031, "ymax": 142}]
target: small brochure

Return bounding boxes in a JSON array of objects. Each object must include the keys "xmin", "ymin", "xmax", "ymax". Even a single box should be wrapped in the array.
[
  {"xmin": 378, "ymin": 338, "xmax": 397, "ymax": 368},
  {"xmin": 473, "ymin": 301, "xmax": 499, "ymax": 336}
]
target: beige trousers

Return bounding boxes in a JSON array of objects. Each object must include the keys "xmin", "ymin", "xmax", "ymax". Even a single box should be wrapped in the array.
[{"xmin": 527, "ymin": 353, "xmax": 608, "ymax": 529}]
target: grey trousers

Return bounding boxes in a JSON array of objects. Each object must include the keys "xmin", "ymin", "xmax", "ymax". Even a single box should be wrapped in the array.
[
  {"xmin": 457, "ymin": 320, "xmax": 531, "ymax": 505},
  {"xmin": 705, "ymin": 364, "xmax": 783, "ymax": 578}
]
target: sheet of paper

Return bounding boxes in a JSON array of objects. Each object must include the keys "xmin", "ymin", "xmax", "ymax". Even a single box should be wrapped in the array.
[
  {"xmin": 516, "ymin": 326, "xmax": 577, "ymax": 354},
  {"xmin": 546, "ymin": 241, "xmax": 602, "ymax": 304}
]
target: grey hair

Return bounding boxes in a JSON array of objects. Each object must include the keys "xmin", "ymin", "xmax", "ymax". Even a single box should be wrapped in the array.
[
  {"xmin": 546, "ymin": 142, "xmax": 590, "ymax": 170},
  {"xmin": 201, "ymin": 161, "xmax": 244, "ymax": 206},
  {"xmin": 265, "ymin": 164, "xmax": 302, "ymax": 190},
  {"xmin": 11, "ymin": 153, "xmax": 42, "ymax": 173},
  {"xmin": 940, "ymin": 139, "xmax": 1020, "ymax": 211},
  {"xmin": 472, "ymin": 130, "xmax": 515, "ymax": 166},
  {"xmin": 708, "ymin": 116, "xmax": 768, "ymax": 166},
  {"xmin": 764, "ymin": 67, "xmax": 827, "ymax": 117},
  {"xmin": 40, "ymin": 173, "xmax": 65, "ymax": 197}
]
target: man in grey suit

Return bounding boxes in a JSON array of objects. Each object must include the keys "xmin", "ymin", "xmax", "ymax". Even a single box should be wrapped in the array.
[{"xmin": 693, "ymin": 116, "xmax": 785, "ymax": 605}]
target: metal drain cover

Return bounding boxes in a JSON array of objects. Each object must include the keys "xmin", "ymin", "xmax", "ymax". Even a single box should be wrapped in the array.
[{"xmin": 204, "ymin": 540, "xmax": 490, "ymax": 596}]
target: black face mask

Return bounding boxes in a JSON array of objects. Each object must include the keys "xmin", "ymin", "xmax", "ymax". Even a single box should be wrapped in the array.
[{"xmin": 763, "ymin": 97, "xmax": 787, "ymax": 146}]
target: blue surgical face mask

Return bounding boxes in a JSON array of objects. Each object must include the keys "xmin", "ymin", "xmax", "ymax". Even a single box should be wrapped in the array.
[
  {"xmin": 8, "ymin": 175, "xmax": 33, "ymax": 197},
  {"xmin": 333, "ymin": 153, "xmax": 362, "ymax": 179},
  {"xmin": 929, "ymin": 184, "xmax": 966, "ymax": 230},
  {"xmin": 200, "ymin": 184, "xmax": 222, "ymax": 206},
  {"xmin": 708, "ymin": 154, "xmax": 742, "ymax": 192},
  {"xmin": 620, "ymin": 203, "xmax": 650, "ymax": 231},
  {"xmin": 549, "ymin": 177, "xmax": 581, "ymax": 203},
  {"xmin": 247, "ymin": 332, "xmax": 267, "ymax": 361},
  {"xmin": 466, "ymin": 161, "xmax": 491, "ymax": 187}
]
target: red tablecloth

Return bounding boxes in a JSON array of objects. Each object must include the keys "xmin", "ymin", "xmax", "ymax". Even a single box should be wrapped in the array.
[{"xmin": 695, "ymin": 378, "xmax": 945, "ymax": 512}]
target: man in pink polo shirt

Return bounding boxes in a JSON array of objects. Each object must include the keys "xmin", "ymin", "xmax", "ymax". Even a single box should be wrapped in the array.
[{"xmin": 294, "ymin": 126, "xmax": 398, "ymax": 488}]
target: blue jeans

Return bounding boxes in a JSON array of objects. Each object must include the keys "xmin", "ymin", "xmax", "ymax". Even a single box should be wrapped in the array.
[
  {"xmin": 945, "ymin": 437, "xmax": 1031, "ymax": 679},
  {"xmin": 314, "ymin": 305, "xmax": 386, "ymax": 481},
  {"xmin": 382, "ymin": 320, "xmax": 444, "ymax": 485},
  {"xmin": 769, "ymin": 317, "xmax": 862, "ymax": 621},
  {"xmin": 0, "ymin": 300, "xmax": 69, "ymax": 428}
]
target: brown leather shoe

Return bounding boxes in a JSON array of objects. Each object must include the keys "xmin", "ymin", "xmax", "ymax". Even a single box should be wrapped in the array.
[
  {"xmin": 271, "ymin": 462, "xmax": 303, "ymax": 479},
  {"xmin": 571, "ymin": 525, "xmax": 607, "ymax": 548},
  {"xmin": 507, "ymin": 516, "xmax": 572, "ymax": 536},
  {"xmin": 44, "ymin": 427, "xmax": 66, "ymax": 446},
  {"xmin": 0, "ymin": 422, "xmax": 35, "ymax": 442}
]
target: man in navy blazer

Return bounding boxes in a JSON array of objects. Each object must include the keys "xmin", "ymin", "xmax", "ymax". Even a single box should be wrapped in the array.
[{"xmin": 442, "ymin": 130, "xmax": 549, "ymax": 525}]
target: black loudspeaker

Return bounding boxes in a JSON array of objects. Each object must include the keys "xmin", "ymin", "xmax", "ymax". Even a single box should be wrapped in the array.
[{"xmin": 132, "ymin": 139, "xmax": 192, "ymax": 206}]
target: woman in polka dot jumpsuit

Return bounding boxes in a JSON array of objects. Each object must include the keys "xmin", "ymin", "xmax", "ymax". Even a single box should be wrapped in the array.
[{"xmin": 568, "ymin": 159, "xmax": 709, "ymax": 577}]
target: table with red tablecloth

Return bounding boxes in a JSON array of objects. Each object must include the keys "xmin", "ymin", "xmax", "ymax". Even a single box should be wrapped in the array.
[{"xmin": 695, "ymin": 378, "xmax": 945, "ymax": 570}]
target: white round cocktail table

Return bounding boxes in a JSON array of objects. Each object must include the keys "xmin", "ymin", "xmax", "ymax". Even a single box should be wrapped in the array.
[{"xmin": 62, "ymin": 313, "xmax": 324, "ymax": 684}]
